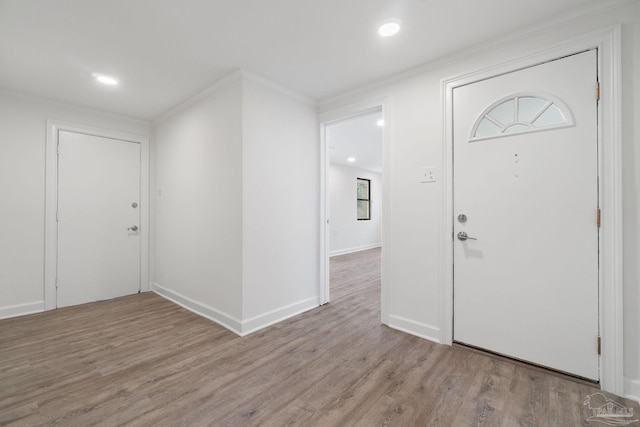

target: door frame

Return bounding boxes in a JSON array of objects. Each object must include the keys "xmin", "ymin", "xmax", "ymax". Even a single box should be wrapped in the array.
[
  {"xmin": 318, "ymin": 97, "xmax": 389, "ymax": 320},
  {"xmin": 44, "ymin": 120, "xmax": 150, "ymax": 310},
  {"xmin": 442, "ymin": 26, "xmax": 623, "ymax": 393}
]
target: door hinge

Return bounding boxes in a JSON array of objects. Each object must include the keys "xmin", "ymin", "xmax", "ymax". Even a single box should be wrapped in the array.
[
  {"xmin": 597, "ymin": 336, "xmax": 601, "ymax": 355},
  {"xmin": 595, "ymin": 82, "xmax": 600, "ymax": 101},
  {"xmin": 596, "ymin": 208, "xmax": 601, "ymax": 228}
]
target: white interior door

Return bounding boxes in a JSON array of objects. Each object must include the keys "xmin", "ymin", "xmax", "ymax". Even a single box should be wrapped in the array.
[
  {"xmin": 57, "ymin": 130, "xmax": 141, "ymax": 308},
  {"xmin": 453, "ymin": 50, "xmax": 599, "ymax": 380}
]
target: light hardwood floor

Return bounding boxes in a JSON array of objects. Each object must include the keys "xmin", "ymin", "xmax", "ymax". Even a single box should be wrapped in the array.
[{"xmin": 1, "ymin": 248, "xmax": 637, "ymax": 426}]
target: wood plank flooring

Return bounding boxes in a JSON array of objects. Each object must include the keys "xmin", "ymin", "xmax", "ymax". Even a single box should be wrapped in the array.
[{"xmin": 1, "ymin": 247, "xmax": 638, "ymax": 426}]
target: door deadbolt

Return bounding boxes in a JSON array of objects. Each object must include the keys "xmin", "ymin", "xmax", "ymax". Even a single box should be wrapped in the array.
[
  {"xmin": 457, "ymin": 214, "xmax": 467, "ymax": 223},
  {"xmin": 131, "ymin": 202, "xmax": 138, "ymax": 208}
]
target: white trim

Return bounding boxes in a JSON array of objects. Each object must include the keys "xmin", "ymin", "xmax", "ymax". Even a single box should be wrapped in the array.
[
  {"xmin": 152, "ymin": 283, "xmax": 319, "ymax": 338},
  {"xmin": 598, "ymin": 26, "xmax": 624, "ymax": 396},
  {"xmin": 387, "ymin": 315, "xmax": 441, "ymax": 343},
  {"xmin": 155, "ymin": 70, "xmax": 316, "ymax": 124},
  {"xmin": 0, "ymin": 301, "xmax": 44, "ymax": 320},
  {"xmin": 318, "ymin": 100, "xmax": 385, "ymax": 124},
  {"xmin": 624, "ymin": 378, "xmax": 640, "ymax": 404},
  {"xmin": 318, "ymin": 0, "xmax": 634, "ymax": 111},
  {"xmin": 240, "ymin": 70, "xmax": 316, "ymax": 106},
  {"xmin": 0, "ymin": 88, "xmax": 152, "ymax": 127},
  {"xmin": 441, "ymin": 26, "xmax": 623, "ymax": 394},
  {"xmin": 319, "ymin": 121, "xmax": 330, "ymax": 305},
  {"xmin": 154, "ymin": 71, "xmax": 243, "ymax": 123},
  {"xmin": 151, "ymin": 283, "xmax": 242, "ymax": 335},
  {"xmin": 318, "ymin": 97, "xmax": 390, "ymax": 323},
  {"xmin": 240, "ymin": 297, "xmax": 319, "ymax": 336},
  {"xmin": 330, "ymin": 243, "xmax": 381, "ymax": 257},
  {"xmin": 45, "ymin": 120, "xmax": 150, "ymax": 310}
]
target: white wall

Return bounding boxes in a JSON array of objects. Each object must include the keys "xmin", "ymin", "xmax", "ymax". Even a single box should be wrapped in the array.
[
  {"xmin": 241, "ymin": 74, "xmax": 319, "ymax": 331},
  {"xmin": 2, "ymin": 70, "xmax": 320, "ymax": 335},
  {"xmin": 152, "ymin": 73, "xmax": 319, "ymax": 334},
  {"xmin": 0, "ymin": 89, "xmax": 151, "ymax": 319},
  {"xmin": 153, "ymin": 77, "xmax": 244, "ymax": 329},
  {"xmin": 318, "ymin": 2, "xmax": 640, "ymax": 399},
  {"xmin": 329, "ymin": 164, "xmax": 381, "ymax": 256},
  {"xmin": 2, "ymin": 1, "xmax": 636, "ymax": 399}
]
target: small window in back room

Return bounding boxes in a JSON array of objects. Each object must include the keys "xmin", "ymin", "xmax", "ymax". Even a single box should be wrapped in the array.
[{"xmin": 357, "ymin": 178, "xmax": 371, "ymax": 220}]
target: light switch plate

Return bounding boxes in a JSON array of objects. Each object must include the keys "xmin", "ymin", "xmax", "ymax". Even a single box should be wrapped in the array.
[{"xmin": 420, "ymin": 166, "xmax": 437, "ymax": 183}]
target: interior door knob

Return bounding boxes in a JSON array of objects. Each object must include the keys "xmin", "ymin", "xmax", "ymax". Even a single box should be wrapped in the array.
[
  {"xmin": 128, "ymin": 225, "xmax": 139, "ymax": 232},
  {"xmin": 457, "ymin": 231, "xmax": 476, "ymax": 241}
]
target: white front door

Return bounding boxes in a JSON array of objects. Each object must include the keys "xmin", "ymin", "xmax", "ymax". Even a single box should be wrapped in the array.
[
  {"xmin": 453, "ymin": 50, "xmax": 599, "ymax": 380},
  {"xmin": 56, "ymin": 130, "xmax": 141, "ymax": 308}
]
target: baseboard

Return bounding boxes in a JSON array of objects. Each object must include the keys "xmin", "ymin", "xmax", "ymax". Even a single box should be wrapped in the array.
[
  {"xmin": 151, "ymin": 283, "xmax": 242, "ymax": 335},
  {"xmin": 624, "ymin": 377, "xmax": 640, "ymax": 404},
  {"xmin": 330, "ymin": 243, "xmax": 381, "ymax": 257},
  {"xmin": 241, "ymin": 297, "xmax": 319, "ymax": 336},
  {"xmin": 0, "ymin": 301, "xmax": 44, "ymax": 320},
  {"xmin": 387, "ymin": 314, "xmax": 441, "ymax": 343}
]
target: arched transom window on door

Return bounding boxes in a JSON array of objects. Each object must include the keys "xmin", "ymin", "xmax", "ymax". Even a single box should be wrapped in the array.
[{"xmin": 470, "ymin": 93, "xmax": 574, "ymax": 141}]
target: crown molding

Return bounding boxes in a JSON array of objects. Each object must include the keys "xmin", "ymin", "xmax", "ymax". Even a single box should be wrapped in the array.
[
  {"xmin": 154, "ymin": 69, "xmax": 317, "ymax": 124},
  {"xmin": 154, "ymin": 70, "xmax": 243, "ymax": 124},
  {"xmin": 240, "ymin": 70, "xmax": 317, "ymax": 107},
  {"xmin": 318, "ymin": 0, "xmax": 636, "ymax": 110},
  {"xmin": 0, "ymin": 87, "xmax": 153, "ymax": 126}
]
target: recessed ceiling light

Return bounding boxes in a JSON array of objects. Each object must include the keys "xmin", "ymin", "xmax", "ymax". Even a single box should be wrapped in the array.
[
  {"xmin": 92, "ymin": 73, "xmax": 118, "ymax": 85},
  {"xmin": 347, "ymin": 157, "xmax": 356, "ymax": 162},
  {"xmin": 379, "ymin": 18, "xmax": 401, "ymax": 37},
  {"xmin": 376, "ymin": 119, "xmax": 384, "ymax": 127}
]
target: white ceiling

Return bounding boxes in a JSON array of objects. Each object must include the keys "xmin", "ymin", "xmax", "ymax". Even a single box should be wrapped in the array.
[
  {"xmin": 0, "ymin": 0, "xmax": 608, "ymax": 121},
  {"xmin": 328, "ymin": 110, "xmax": 383, "ymax": 174}
]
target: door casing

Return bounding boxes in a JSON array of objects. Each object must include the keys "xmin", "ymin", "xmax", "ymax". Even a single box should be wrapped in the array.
[
  {"xmin": 318, "ymin": 97, "xmax": 389, "ymax": 320},
  {"xmin": 44, "ymin": 120, "xmax": 150, "ymax": 310},
  {"xmin": 442, "ymin": 26, "xmax": 623, "ymax": 394}
]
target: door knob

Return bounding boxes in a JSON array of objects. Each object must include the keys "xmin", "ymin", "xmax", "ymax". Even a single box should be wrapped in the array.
[
  {"xmin": 457, "ymin": 231, "xmax": 476, "ymax": 241},
  {"xmin": 128, "ymin": 225, "xmax": 139, "ymax": 232}
]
